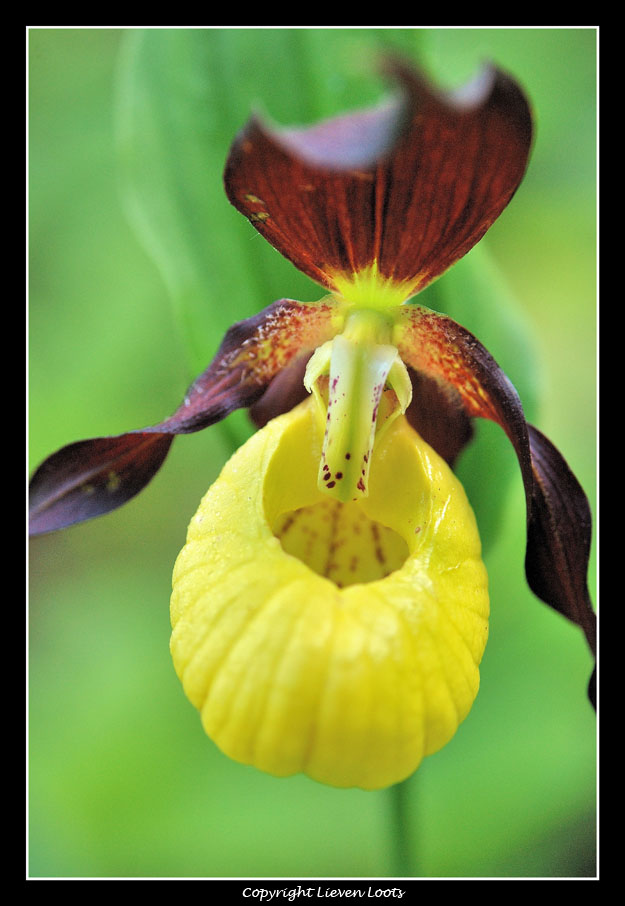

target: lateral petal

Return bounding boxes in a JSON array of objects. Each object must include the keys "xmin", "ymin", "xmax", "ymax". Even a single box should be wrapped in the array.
[
  {"xmin": 28, "ymin": 432, "xmax": 174, "ymax": 536},
  {"xmin": 525, "ymin": 426, "xmax": 596, "ymax": 659},
  {"xmin": 395, "ymin": 304, "xmax": 595, "ymax": 695},
  {"xmin": 29, "ymin": 298, "xmax": 342, "ymax": 535}
]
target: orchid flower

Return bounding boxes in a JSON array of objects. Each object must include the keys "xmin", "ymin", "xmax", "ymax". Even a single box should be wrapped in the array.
[{"xmin": 29, "ymin": 59, "xmax": 595, "ymax": 790}]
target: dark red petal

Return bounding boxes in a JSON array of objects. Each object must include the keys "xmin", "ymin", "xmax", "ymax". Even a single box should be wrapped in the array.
[
  {"xmin": 29, "ymin": 299, "xmax": 340, "ymax": 535},
  {"xmin": 165, "ymin": 298, "xmax": 339, "ymax": 433},
  {"xmin": 525, "ymin": 425, "xmax": 596, "ymax": 655},
  {"xmin": 28, "ymin": 433, "xmax": 173, "ymax": 536},
  {"xmin": 396, "ymin": 305, "xmax": 595, "ymax": 700},
  {"xmin": 395, "ymin": 305, "xmax": 527, "ymax": 438},
  {"xmin": 404, "ymin": 367, "xmax": 473, "ymax": 466},
  {"xmin": 248, "ymin": 353, "xmax": 311, "ymax": 429},
  {"xmin": 224, "ymin": 59, "xmax": 532, "ymax": 298}
]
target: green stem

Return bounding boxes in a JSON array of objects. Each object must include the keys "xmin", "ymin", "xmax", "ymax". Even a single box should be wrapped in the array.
[{"xmin": 389, "ymin": 777, "xmax": 415, "ymax": 877}]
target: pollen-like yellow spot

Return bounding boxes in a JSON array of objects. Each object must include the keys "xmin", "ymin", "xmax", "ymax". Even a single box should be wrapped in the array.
[
  {"xmin": 106, "ymin": 471, "xmax": 120, "ymax": 492},
  {"xmin": 170, "ymin": 397, "xmax": 489, "ymax": 790}
]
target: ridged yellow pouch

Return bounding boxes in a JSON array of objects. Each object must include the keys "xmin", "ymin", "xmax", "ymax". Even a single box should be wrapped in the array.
[{"xmin": 170, "ymin": 397, "xmax": 488, "ymax": 790}]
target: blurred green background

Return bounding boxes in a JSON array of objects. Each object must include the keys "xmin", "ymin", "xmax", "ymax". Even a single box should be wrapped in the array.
[{"xmin": 28, "ymin": 28, "xmax": 596, "ymax": 879}]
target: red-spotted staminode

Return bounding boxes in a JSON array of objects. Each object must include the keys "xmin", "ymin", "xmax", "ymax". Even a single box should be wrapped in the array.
[{"xmin": 30, "ymin": 59, "xmax": 595, "ymax": 790}]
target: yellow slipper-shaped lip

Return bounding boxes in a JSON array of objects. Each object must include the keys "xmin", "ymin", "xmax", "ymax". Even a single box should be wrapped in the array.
[{"xmin": 171, "ymin": 397, "xmax": 489, "ymax": 790}]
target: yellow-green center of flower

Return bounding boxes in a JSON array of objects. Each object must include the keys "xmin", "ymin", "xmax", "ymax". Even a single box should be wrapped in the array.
[{"xmin": 330, "ymin": 261, "xmax": 418, "ymax": 310}]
